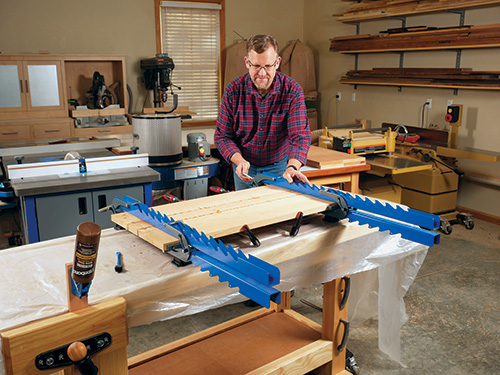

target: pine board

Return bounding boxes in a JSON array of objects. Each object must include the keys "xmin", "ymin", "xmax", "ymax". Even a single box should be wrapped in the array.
[
  {"xmin": 306, "ymin": 146, "xmax": 366, "ymax": 169},
  {"xmin": 111, "ymin": 185, "xmax": 333, "ymax": 251}
]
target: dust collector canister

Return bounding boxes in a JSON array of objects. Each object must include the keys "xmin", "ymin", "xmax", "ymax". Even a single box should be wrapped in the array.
[{"xmin": 132, "ymin": 114, "xmax": 182, "ymax": 165}]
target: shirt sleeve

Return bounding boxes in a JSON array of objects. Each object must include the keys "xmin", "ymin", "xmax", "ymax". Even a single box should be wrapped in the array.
[
  {"xmin": 286, "ymin": 86, "xmax": 311, "ymax": 166},
  {"xmin": 214, "ymin": 86, "xmax": 241, "ymax": 163}
]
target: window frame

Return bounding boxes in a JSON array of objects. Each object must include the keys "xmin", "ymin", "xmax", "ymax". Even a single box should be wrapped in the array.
[{"xmin": 154, "ymin": 0, "xmax": 226, "ymax": 127}]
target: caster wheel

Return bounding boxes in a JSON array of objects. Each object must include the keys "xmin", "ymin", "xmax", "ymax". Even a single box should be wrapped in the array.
[
  {"xmin": 440, "ymin": 219, "xmax": 452, "ymax": 235},
  {"xmin": 464, "ymin": 218, "xmax": 475, "ymax": 230}
]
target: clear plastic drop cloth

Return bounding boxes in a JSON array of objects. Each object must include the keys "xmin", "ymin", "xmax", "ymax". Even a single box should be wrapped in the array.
[{"xmin": 0, "ymin": 214, "xmax": 428, "ymax": 373}]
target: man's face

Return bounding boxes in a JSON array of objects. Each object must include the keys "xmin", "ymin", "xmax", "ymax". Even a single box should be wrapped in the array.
[{"xmin": 245, "ymin": 47, "xmax": 281, "ymax": 94}]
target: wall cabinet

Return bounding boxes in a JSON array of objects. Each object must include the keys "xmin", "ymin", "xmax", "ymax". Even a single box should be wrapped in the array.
[
  {"xmin": 0, "ymin": 59, "xmax": 66, "ymax": 116},
  {"xmin": 0, "ymin": 54, "xmax": 131, "ymax": 142}
]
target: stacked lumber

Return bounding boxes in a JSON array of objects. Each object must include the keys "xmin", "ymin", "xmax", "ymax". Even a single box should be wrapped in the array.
[
  {"xmin": 306, "ymin": 146, "xmax": 366, "ymax": 169},
  {"xmin": 336, "ymin": 0, "xmax": 500, "ymax": 22},
  {"xmin": 339, "ymin": 68, "xmax": 500, "ymax": 89},
  {"xmin": 330, "ymin": 24, "xmax": 500, "ymax": 53}
]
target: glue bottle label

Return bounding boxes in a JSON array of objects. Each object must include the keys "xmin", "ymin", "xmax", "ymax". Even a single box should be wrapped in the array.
[{"xmin": 72, "ymin": 222, "xmax": 101, "ymax": 283}]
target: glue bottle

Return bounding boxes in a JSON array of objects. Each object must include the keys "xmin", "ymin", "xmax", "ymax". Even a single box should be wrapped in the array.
[{"xmin": 72, "ymin": 222, "xmax": 101, "ymax": 284}]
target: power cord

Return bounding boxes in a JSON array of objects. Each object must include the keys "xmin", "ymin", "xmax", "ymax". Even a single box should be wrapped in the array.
[{"xmin": 421, "ymin": 101, "xmax": 429, "ymax": 127}]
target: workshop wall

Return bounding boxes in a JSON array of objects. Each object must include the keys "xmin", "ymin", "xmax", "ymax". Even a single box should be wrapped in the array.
[
  {"xmin": 0, "ymin": 0, "xmax": 304, "ymax": 115},
  {"xmin": 0, "ymin": 0, "xmax": 498, "ymax": 219},
  {"xmin": 303, "ymin": 1, "xmax": 500, "ymax": 219}
]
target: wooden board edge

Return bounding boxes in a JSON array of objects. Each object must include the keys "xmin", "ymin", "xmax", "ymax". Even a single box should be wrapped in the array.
[{"xmin": 245, "ymin": 339, "xmax": 333, "ymax": 375}]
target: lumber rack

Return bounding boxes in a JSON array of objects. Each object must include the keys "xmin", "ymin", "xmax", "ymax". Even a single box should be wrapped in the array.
[{"xmin": 128, "ymin": 280, "xmax": 351, "ymax": 375}]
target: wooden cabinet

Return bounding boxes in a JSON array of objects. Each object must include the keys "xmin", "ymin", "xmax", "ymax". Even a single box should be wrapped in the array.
[
  {"xmin": 0, "ymin": 118, "xmax": 71, "ymax": 141},
  {"xmin": 0, "ymin": 122, "xmax": 31, "ymax": 142},
  {"xmin": 32, "ymin": 119, "xmax": 72, "ymax": 139},
  {"xmin": 0, "ymin": 54, "xmax": 131, "ymax": 143},
  {"xmin": 0, "ymin": 58, "xmax": 66, "ymax": 118}
]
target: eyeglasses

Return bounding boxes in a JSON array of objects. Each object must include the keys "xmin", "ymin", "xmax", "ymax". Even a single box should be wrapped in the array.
[{"xmin": 248, "ymin": 59, "xmax": 278, "ymax": 73}]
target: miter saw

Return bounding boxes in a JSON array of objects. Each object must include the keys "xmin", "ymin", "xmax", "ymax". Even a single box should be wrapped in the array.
[{"xmin": 86, "ymin": 71, "xmax": 115, "ymax": 109}]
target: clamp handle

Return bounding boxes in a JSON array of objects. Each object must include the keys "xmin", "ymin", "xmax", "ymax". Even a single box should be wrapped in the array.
[
  {"xmin": 242, "ymin": 225, "xmax": 261, "ymax": 247},
  {"xmin": 290, "ymin": 211, "xmax": 303, "ymax": 237},
  {"xmin": 67, "ymin": 342, "xmax": 98, "ymax": 375}
]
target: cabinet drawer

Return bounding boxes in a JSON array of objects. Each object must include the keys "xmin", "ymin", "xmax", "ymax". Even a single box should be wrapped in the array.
[
  {"xmin": 72, "ymin": 125, "xmax": 132, "ymax": 137},
  {"xmin": 0, "ymin": 124, "xmax": 31, "ymax": 141},
  {"xmin": 34, "ymin": 122, "xmax": 71, "ymax": 139}
]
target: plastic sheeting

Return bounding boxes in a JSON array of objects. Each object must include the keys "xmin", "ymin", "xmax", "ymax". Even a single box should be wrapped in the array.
[{"xmin": 0, "ymin": 215, "xmax": 428, "ymax": 373}]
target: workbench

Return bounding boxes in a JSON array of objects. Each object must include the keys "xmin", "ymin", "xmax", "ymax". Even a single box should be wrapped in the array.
[{"xmin": 0, "ymin": 214, "xmax": 428, "ymax": 374}]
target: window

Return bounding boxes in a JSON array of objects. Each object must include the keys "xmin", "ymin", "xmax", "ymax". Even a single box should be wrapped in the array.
[{"xmin": 156, "ymin": 0, "xmax": 225, "ymax": 126}]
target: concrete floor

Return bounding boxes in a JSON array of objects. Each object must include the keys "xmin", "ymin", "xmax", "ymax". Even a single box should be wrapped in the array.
[
  {"xmin": 126, "ymin": 218, "xmax": 500, "ymax": 374},
  {"xmin": 0, "ymin": 207, "xmax": 498, "ymax": 373}
]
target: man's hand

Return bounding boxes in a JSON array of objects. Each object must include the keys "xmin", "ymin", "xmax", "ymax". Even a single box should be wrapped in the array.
[
  {"xmin": 283, "ymin": 167, "xmax": 309, "ymax": 184},
  {"xmin": 231, "ymin": 153, "xmax": 253, "ymax": 182},
  {"xmin": 283, "ymin": 159, "xmax": 309, "ymax": 184}
]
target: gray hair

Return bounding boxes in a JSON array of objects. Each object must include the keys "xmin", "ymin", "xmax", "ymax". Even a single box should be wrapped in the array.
[{"xmin": 246, "ymin": 34, "xmax": 279, "ymax": 56}]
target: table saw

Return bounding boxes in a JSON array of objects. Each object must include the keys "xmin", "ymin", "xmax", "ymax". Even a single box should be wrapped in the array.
[{"xmin": 0, "ymin": 139, "xmax": 160, "ymax": 243}]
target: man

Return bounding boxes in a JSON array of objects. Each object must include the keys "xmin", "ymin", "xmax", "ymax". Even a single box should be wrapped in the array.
[{"xmin": 215, "ymin": 34, "xmax": 311, "ymax": 190}]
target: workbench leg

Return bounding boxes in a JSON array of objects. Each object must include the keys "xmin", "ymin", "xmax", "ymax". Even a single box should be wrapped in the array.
[
  {"xmin": 316, "ymin": 278, "xmax": 350, "ymax": 375},
  {"xmin": 345, "ymin": 173, "xmax": 359, "ymax": 194},
  {"xmin": 272, "ymin": 290, "xmax": 292, "ymax": 312}
]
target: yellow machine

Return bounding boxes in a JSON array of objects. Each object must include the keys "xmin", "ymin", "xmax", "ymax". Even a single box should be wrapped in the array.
[
  {"xmin": 320, "ymin": 105, "xmax": 499, "ymax": 234},
  {"xmin": 319, "ymin": 119, "xmax": 397, "ymax": 155}
]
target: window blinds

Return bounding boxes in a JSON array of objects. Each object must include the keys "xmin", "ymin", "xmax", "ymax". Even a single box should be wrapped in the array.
[{"xmin": 161, "ymin": 2, "xmax": 221, "ymax": 121}]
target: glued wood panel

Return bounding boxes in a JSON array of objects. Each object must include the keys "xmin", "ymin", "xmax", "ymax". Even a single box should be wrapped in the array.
[
  {"xmin": 306, "ymin": 146, "xmax": 365, "ymax": 169},
  {"xmin": 112, "ymin": 185, "xmax": 332, "ymax": 251}
]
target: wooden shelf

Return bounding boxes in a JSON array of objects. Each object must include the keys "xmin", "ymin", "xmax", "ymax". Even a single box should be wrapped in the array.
[
  {"xmin": 336, "ymin": 0, "xmax": 500, "ymax": 23},
  {"xmin": 330, "ymin": 24, "xmax": 500, "ymax": 53},
  {"xmin": 340, "ymin": 68, "xmax": 500, "ymax": 90},
  {"xmin": 340, "ymin": 78, "xmax": 500, "ymax": 91}
]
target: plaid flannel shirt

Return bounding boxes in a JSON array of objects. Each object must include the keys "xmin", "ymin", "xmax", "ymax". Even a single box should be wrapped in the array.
[{"xmin": 215, "ymin": 72, "xmax": 311, "ymax": 167}]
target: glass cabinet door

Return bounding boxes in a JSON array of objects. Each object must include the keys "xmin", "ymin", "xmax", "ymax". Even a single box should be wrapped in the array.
[
  {"xmin": 0, "ymin": 62, "xmax": 26, "ymax": 112},
  {"xmin": 25, "ymin": 61, "xmax": 65, "ymax": 111}
]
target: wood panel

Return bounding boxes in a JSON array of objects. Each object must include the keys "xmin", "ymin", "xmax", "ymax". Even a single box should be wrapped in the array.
[
  {"xmin": 128, "ymin": 312, "xmax": 327, "ymax": 375},
  {"xmin": 307, "ymin": 146, "xmax": 366, "ymax": 169},
  {"xmin": 112, "ymin": 185, "xmax": 333, "ymax": 251}
]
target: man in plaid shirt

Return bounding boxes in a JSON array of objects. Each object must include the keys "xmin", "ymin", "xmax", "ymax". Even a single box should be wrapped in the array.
[{"xmin": 215, "ymin": 34, "xmax": 311, "ymax": 190}]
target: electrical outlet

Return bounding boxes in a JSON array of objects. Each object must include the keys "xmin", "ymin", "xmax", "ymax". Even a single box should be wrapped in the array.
[
  {"xmin": 447, "ymin": 99, "xmax": 453, "ymax": 107},
  {"xmin": 336, "ymin": 92, "xmax": 341, "ymax": 101},
  {"xmin": 351, "ymin": 93, "xmax": 356, "ymax": 102},
  {"xmin": 426, "ymin": 98, "xmax": 432, "ymax": 108}
]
